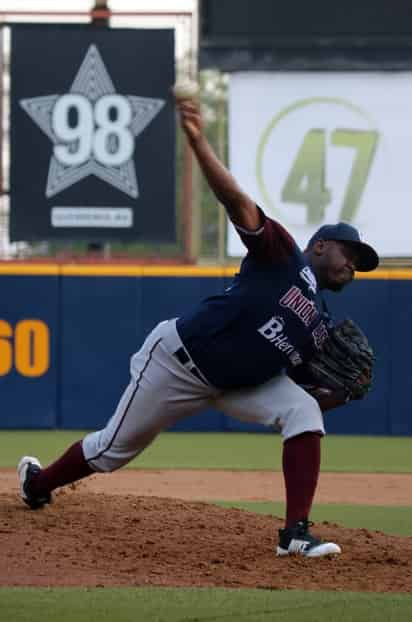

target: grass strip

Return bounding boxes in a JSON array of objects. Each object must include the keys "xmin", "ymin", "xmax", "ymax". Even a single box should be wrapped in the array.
[
  {"xmin": 216, "ymin": 501, "xmax": 412, "ymax": 537},
  {"xmin": 0, "ymin": 431, "xmax": 411, "ymax": 473},
  {"xmin": 1, "ymin": 587, "xmax": 412, "ymax": 622}
]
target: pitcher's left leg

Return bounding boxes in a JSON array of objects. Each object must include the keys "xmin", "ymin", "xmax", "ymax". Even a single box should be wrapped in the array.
[{"xmin": 215, "ymin": 374, "xmax": 340, "ymax": 557}]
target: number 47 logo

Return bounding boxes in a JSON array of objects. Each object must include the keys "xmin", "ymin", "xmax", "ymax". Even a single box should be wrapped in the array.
[{"xmin": 281, "ymin": 129, "xmax": 379, "ymax": 224}]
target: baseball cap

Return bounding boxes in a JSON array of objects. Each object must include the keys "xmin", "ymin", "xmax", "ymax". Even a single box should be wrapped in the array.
[{"xmin": 307, "ymin": 223, "xmax": 379, "ymax": 272}]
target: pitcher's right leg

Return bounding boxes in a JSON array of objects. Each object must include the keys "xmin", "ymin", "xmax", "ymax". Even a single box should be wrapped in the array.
[
  {"xmin": 18, "ymin": 320, "xmax": 215, "ymax": 507},
  {"xmin": 82, "ymin": 321, "xmax": 215, "ymax": 473}
]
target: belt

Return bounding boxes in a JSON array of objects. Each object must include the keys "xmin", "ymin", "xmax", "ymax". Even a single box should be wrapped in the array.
[{"xmin": 173, "ymin": 346, "xmax": 208, "ymax": 385}]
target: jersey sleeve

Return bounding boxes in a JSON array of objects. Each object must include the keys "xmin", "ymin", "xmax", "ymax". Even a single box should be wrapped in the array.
[{"xmin": 235, "ymin": 206, "xmax": 296, "ymax": 262}]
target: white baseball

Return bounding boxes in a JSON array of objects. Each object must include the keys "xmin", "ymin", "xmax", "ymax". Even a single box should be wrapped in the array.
[{"xmin": 172, "ymin": 79, "xmax": 199, "ymax": 99}]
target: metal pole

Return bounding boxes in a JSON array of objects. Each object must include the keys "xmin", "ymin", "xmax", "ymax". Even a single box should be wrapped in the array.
[
  {"xmin": 0, "ymin": 27, "xmax": 3, "ymax": 197},
  {"xmin": 0, "ymin": 28, "xmax": 4, "ymax": 258},
  {"xmin": 217, "ymin": 79, "xmax": 226, "ymax": 264},
  {"xmin": 181, "ymin": 4, "xmax": 199, "ymax": 264},
  {"xmin": 189, "ymin": 1, "xmax": 200, "ymax": 262},
  {"xmin": 85, "ymin": 2, "xmax": 111, "ymax": 258},
  {"xmin": 182, "ymin": 138, "xmax": 195, "ymax": 263},
  {"xmin": 91, "ymin": 1, "xmax": 111, "ymax": 26}
]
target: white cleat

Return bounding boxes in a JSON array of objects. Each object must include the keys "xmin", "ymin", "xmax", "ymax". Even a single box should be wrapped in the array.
[
  {"xmin": 17, "ymin": 456, "xmax": 51, "ymax": 510},
  {"xmin": 277, "ymin": 519, "xmax": 341, "ymax": 557}
]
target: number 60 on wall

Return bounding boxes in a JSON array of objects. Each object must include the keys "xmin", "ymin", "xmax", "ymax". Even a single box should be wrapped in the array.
[{"xmin": 0, "ymin": 320, "xmax": 50, "ymax": 377}]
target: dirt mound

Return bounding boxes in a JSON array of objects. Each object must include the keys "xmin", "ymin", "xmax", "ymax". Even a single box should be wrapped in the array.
[{"xmin": 1, "ymin": 492, "xmax": 411, "ymax": 592}]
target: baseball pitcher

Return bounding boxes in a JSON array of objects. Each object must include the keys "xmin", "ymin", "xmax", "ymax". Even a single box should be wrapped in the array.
[{"xmin": 17, "ymin": 90, "xmax": 378, "ymax": 558}]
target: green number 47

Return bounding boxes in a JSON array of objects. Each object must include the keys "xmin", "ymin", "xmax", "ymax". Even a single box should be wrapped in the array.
[{"xmin": 281, "ymin": 129, "xmax": 379, "ymax": 224}]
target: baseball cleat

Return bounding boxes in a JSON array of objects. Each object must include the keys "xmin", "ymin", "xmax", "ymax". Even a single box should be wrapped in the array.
[
  {"xmin": 17, "ymin": 456, "xmax": 51, "ymax": 510},
  {"xmin": 276, "ymin": 519, "xmax": 341, "ymax": 557}
]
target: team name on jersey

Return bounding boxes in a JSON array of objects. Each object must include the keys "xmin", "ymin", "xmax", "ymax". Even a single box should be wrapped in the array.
[
  {"xmin": 257, "ymin": 315, "xmax": 303, "ymax": 366},
  {"xmin": 279, "ymin": 286, "xmax": 319, "ymax": 327}
]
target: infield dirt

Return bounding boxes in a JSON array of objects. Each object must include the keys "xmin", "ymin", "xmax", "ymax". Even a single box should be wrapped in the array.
[{"xmin": 0, "ymin": 469, "xmax": 411, "ymax": 592}]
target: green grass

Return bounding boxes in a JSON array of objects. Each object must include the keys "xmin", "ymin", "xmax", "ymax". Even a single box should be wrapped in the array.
[
  {"xmin": 216, "ymin": 501, "xmax": 412, "ymax": 537},
  {"xmin": 0, "ymin": 431, "xmax": 411, "ymax": 472},
  {"xmin": 1, "ymin": 588, "xmax": 412, "ymax": 622}
]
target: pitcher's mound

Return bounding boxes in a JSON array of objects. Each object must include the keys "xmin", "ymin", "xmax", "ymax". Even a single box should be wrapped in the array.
[{"xmin": 1, "ymin": 493, "xmax": 411, "ymax": 592}]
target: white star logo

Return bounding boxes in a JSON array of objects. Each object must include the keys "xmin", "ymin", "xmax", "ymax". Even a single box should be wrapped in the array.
[{"xmin": 19, "ymin": 44, "xmax": 165, "ymax": 199}]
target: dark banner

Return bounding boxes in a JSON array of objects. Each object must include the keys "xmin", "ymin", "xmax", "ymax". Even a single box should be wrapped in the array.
[
  {"xmin": 199, "ymin": 0, "xmax": 412, "ymax": 71},
  {"xmin": 10, "ymin": 25, "xmax": 175, "ymax": 242},
  {"xmin": 200, "ymin": 0, "xmax": 412, "ymax": 40}
]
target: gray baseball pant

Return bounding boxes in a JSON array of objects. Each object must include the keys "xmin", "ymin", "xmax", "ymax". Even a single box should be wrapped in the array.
[{"xmin": 82, "ymin": 319, "xmax": 325, "ymax": 472}]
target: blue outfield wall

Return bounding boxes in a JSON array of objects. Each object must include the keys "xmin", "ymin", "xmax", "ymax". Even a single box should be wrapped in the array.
[{"xmin": 0, "ymin": 264, "xmax": 409, "ymax": 435}]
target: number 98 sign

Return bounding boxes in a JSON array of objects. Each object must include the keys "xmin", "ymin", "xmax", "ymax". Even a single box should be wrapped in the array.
[
  {"xmin": 52, "ymin": 94, "xmax": 134, "ymax": 167},
  {"xmin": 10, "ymin": 27, "xmax": 176, "ymax": 242}
]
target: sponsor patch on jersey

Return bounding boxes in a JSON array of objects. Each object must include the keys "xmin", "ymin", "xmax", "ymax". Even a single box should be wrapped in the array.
[
  {"xmin": 279, "ymin": 286, "xmax": 319, "ymax": 327},
  {"xmin": 312, "ymin": 321, "xmax": 329, "ymax": 349},
  {"xmin": 257, "ymin": 315, "xmax": 303, "ymax": 366},
  {"xmin": 300, "ymin": 266, "xmax": 317, "ymax": 294}
]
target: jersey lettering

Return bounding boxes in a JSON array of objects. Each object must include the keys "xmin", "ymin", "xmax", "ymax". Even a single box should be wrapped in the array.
[
  {"xmin": 279, "ymin": 286, "xmax": 319, "ymax": 327},
  {"xmin": 257, "ymin": 316, "xmax": 303, "ymax": 366}
]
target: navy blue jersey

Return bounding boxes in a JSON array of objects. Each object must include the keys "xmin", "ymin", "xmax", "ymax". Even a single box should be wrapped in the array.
[{"xmin": 177, "ymin": 209, "xmax": 331, "ymax": 389}]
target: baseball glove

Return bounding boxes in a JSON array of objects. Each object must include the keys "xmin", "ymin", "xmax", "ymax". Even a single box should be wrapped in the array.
[{"xmin": 306, "ymin": 319, "xmax": 374, "ymax": 401}]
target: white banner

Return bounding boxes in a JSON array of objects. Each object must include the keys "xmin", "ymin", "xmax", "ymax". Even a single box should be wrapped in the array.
[{"xmin": 228, "ymin": 72, "xmax": 412, "ymax": 257}]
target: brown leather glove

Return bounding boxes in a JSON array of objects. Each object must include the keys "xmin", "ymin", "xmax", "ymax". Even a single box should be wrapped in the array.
[{"xmin": 306, "ymin": 319, "xmax": 375, "ymax": 401}]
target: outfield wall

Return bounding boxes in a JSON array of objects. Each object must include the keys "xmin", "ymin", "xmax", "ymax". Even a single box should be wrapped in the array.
[{"xmin": 0, "ymin": 264, "xmax": 409, "ymax": 435}]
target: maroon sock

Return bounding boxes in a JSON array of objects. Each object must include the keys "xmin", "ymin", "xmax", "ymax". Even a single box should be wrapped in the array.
[
  {"xmin": 30, "ymin": 441, "xmax": 94, "ymax": 496},
  {"xmin": 282, "ymin": 432, "xmax": 322, "ymax": 528}
]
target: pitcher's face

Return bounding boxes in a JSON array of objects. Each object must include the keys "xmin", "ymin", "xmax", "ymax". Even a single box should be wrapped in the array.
[{"xmin": 312, "ymin": 240, "xmax": 359, "ymax": 291}]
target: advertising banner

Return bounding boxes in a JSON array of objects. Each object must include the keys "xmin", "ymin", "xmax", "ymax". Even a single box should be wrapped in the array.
[
  {"xmin": 10, "ymin": 25, "xmax": 175, "ymax": 242},
  {"xmin": 228, "ymin": 72, "xmax": 412, "ymax": 257}
]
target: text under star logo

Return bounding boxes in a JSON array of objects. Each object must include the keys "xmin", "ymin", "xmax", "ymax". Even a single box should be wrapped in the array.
[{"xmin": 19, "ymin": 44, "xmax": 165, "ymax": 199}]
